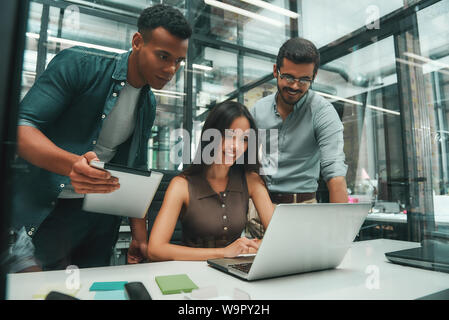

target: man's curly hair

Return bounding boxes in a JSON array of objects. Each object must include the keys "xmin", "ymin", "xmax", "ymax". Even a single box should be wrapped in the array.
[
  {"xmin": 138, "ymin": 4, "xmax": 192, "ymax": 40},
  {"xmin": 277, "ymin": 37, "xmax": 320, "ymax": 76}
]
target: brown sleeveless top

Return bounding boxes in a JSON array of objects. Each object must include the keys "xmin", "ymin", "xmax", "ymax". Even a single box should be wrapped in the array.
[{"xmin": 180, "ymin": 167, "xmax": 250, "ymax": 248}]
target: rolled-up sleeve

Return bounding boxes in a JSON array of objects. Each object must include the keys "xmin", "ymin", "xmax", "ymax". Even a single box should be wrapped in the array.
[
  {"xmin": 314, "ymin": 102, "xmax": 348, "ymax": 181},
  {"xmin": 18, "ymin": 47, "xmax": 86, "ymax": 130}
]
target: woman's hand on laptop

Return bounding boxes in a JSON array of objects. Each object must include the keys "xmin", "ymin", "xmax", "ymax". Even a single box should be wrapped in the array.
[
  {"xmin": 248, "ymin": 239, "xmax": 262, "ymax": 254},
  {"xmin": 70, "ymin": 151, "xmax": 120, "ymax": 194},
  {"xmin": 223, "ymin": 237, "xmax": 260, "ymax": 258}
]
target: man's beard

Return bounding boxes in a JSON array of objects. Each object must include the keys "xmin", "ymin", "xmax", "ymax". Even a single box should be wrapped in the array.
[{"xmin": 277, "ymin": 83, "xmax": 305, "ymax": 106}]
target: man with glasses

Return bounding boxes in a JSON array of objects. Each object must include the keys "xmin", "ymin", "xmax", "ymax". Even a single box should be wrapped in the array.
[{"xmin": 247, "ymin": 37, "xmax": 348, "ymax": 237}]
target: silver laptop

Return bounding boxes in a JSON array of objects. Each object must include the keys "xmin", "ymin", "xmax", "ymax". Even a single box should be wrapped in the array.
[{"xmin": 207, "ymin": 203, "xmax": 371, "ymax": 281}]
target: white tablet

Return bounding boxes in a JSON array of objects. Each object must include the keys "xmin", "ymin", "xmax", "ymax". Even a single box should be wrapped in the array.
[{"xmin": 82, "ymin": 161, "xmax": 163, "ymax": 219}]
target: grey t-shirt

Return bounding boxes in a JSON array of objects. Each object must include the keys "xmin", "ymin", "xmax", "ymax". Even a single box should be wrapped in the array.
[
  {"xmin": 59, "ymin": 82, "xmax": 142, "ymax": 198},
  {"xmin": 250, "ymin": 90, "xmax": 347, "ymax": 193},
  {"xmin": 93, "ymin": 83, "xmax": 141, "ymax": 162}
]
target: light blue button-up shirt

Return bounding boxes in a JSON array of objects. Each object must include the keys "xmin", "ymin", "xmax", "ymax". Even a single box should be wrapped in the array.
[{"xmin": 250, "ymin": 90, "xmax": 347, "ymax": 193}]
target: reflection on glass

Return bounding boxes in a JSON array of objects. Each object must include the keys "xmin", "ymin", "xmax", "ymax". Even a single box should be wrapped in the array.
[
  {"xmin": 302, "ymin": 0, "xmax": 403, "ymax": 47},
  {"xmin": 150, "ymin": 76, "xmax": 186, "ymax": 171},
  {"xmin": 196, "ymin": 0, "xmax": 293, "ymax": 54},
  {"xmin": 193, "ymin": 46, "xmax": 238, "ymax": 112},
  {"xmin": 245, "ymin": 78, "xmax": 277, "ymax": 109},
  {"xmin": 243, "ymin": 54, "xmax": 274, "ymax": 86},
  {"xmin": 21, "ymin": 2, "xmax": 42, "ymax": 99},
  {"xmin": 315, "ymin": 36, "xmax": 405, "ymax": 219},
  {"xmin": 417, "ymin": 0, "xmax": 449, "ymax": 228},
  {"xmin": 240, "ymin": 0, "xmax": 290, "ymax": 54}
]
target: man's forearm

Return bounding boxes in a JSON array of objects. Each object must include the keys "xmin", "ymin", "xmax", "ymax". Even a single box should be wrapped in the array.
[
  {"xmin": 17, "ymin": 125, "xmax": 80, "ymax": 176},
  {"xmin": 326, "ymin": 176, "xmax": 348, "ymax": 203},
  {"xmin": 129, "ymin": 218, "xmax": 148, "ymax": 242}
]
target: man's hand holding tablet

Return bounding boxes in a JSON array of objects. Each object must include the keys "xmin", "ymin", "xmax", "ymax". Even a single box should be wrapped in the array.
[
  {"xmin": 77, "ymin": 155, "xmax": 163, "ymax": 265},
  {"xmin": 69, "ymin": 151, "xmax": 120, "ymax": 194},
  {"xmin": 81, "ymin": 159, "xmax": 163, "ymax": 219}
]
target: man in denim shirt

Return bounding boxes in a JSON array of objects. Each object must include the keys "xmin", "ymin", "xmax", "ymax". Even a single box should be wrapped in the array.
[{"xmin": 8, "ymin": 5, "xmax": 191, "ymax": 272}]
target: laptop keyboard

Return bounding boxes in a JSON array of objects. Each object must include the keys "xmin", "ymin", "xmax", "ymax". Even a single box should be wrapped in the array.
[{"xmin": 229, "ymin": 262, "xmax": 253, "ymax": 274}]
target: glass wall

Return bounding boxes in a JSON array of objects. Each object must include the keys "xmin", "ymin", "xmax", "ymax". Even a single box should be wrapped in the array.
[
  {"xmin": 302, "ymin": 0, "xmax": 404, "ymax": 47},
  {"xmin": 16, "ymin": 0, "xmax": 449, "ymax": 245},
  {"xmin": 307, "ymin": 0, "xmax": 449, "ymax": 241},
  {"xmin": 315, "ymin": 36, "xmax": 403, "ymax": 205},
  {"xmin": 194, "ymin": 0, "xmax": 295, "ymax": 55},
  {"xmin": 416, "ymin": 0, "xmax": 449, "ymax": 231}
]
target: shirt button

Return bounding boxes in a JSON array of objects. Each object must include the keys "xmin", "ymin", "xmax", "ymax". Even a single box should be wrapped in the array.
[
  {"xmin": 31, "ymin": 227, "xmax": 35, "ymax": 232},
  {"xmin": 92, "ymin": 140, "xmax": 97, "ymax": 145},
  {"xmin": 223, "ymin": 193, "xmax": 226, "ymax": 197},
  {"xmin": 101, "ymin": 114, "xmax": 106, "ymax": 119},
  {"xmin": 28, "ymin": 231, "xmax": 33, "ymax": 236},
  {"xmin": 112, "ymin": 92, "xmax": 118, "ymax": 97},
  {"xmin": 224, "ymin": 227, "xmax": 228, "ymax": 231},
  {"xmin": 223, "ymin": 216, "xmax": 227, "ymax": 220},
  {"xmin": 221, "ymin": 204, "xmax": 225, "ymax": 208},
  {"xmin": 121, "ymin": 82, "xmax": 125, "ymax": 86},
  {"xmin": 60, "ymin": 184, "xmax": 65, "ymax": 188}
]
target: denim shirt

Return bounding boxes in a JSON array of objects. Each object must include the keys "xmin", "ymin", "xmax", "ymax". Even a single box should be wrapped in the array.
[{"xmin": 12, "ymin": 46, "xmax": 156, "ymax": 235}]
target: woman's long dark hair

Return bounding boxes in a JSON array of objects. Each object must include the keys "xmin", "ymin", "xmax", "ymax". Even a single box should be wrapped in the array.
[{"xmin": 180, "ymin": 101, "xmax": 261, "ymax": 178}]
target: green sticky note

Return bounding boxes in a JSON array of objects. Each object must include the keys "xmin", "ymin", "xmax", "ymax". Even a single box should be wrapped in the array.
[
  {"xmin": 155, "ymin": 274, "xmax": 198, "ymax": 295},
  {"xmin": 89, "ymin": 281, "xmax": 128, "ymax": 291}
]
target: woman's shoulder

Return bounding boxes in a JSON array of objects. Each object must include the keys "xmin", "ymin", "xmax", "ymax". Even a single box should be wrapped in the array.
[
  {"xmin": 166, "ymin": 175, "xmax": 190, "ymax": 206},
  {"xmin": 171, "ymin": 175, "xmax": 189, "ymax": 186},
  {"xmin": 175, "ymin": 171, "xmax": 205, "ymax": 183},
  {"xmin": 167, "ymin": 175, "xmax": 190, "ymax": 195},
  {"xmin": 244, "ymin": 170, "xmax": 266, "ymax": 194},
  {"xmin": 171, "ymin": 173, "xmax": 204, "ymax": 193},
  {"xmin": 245, "ymin": 170, "xmax": 263, "ymax": 183}
]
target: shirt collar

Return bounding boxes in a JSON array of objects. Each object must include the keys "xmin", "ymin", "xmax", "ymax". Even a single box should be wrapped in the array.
[
  {"xmin": 273, "ymin": 90, "xmax": 309, "ymax": 115},
  {"xmin": 196, "ymin": 167, "xmax": 244, "ymax": 199},
  {"xmin": 112, "ymin": 50, "xmax": 132, "ymax": 81},
  {"xmin": 112, "ymin": 50, "xmax": 153, "ymax": 93}
]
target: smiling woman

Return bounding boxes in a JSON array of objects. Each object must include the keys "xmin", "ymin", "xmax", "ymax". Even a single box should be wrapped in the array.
[
  {"xmin": 184, "ymin": 101, "xmax": 261, "ymax": 175},
  {"xmin": 147, "ymin": 101, "xmax": 275, "ymax": 262}
]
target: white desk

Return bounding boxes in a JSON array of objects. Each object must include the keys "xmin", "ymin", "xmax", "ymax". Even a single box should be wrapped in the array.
[
  {"xmin": 6, "ymin": 239, "xmax": 449, "ymax": 300},
  {"xmin": 366, "ymin": 213, "xmax": 449, "ymax": 226}
]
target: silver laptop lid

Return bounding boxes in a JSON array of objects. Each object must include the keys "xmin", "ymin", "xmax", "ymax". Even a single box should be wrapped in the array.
[{"xmin": 247, "ymin": 203, "xmax": 371, "ymax": 280}]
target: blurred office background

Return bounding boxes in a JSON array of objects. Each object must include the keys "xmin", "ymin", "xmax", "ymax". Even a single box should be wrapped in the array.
[{"xmin": 16, "ymin": 0, "xmax": 449, "ymax": 261}]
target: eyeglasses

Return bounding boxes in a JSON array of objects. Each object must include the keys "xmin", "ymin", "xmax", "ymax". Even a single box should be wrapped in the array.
[{"xmin": 277, "ymin": 70, "xmax": 313, "ymax": 86}]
